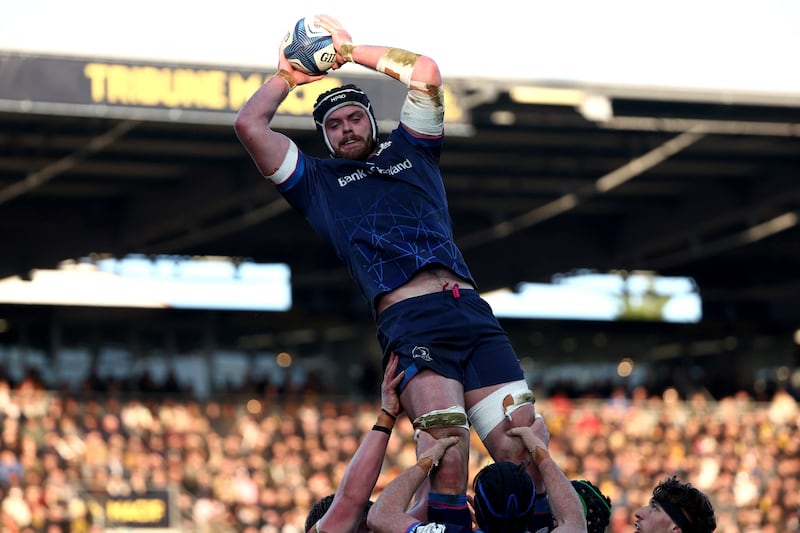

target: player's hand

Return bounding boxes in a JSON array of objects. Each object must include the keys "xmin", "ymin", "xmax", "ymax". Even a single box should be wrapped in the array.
[
  {"xmin": 381, "ymin": 352, "xmax": 404, "ymax": 419},
  {"xmin": 276, "ymin": 42, "xmax": 327, "ymax": 85},
  {"xmin": 418, "ymin": 433, "xmax": 460, "ymax": 465},
  {"xmin": 314, "ymin": 14, "xmax": 353, "ymax": 65},
  {"xmin": 532, "ymin": 412, "xmax": 550, "ymax": 446},
  {"xmin": 507, "ymin": 413, "xmax": 549, "ymax": 451}
]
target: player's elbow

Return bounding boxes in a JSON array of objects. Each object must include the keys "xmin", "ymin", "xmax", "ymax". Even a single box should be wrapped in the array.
[
  {"xmin": 233, "ymin": 111, "xmax": 255, "ymax": 139},
  {"xmin": 412, "ymin": 55, "xmax": 442, "ymax": 87},
  {"xmin": 233, "ymin": 111, "xmax": 264, "ymax": 149}
]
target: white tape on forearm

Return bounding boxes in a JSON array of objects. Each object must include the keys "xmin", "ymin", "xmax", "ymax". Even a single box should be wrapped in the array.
[{"xmin": 376, "ymin": 48, "xmax": 419, "ymax": 87}]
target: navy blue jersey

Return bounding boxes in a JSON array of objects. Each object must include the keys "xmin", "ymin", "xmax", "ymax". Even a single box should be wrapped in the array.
[
  {"xmin": 528, "ymin": 494, "xmax": 556, "ymax": 533},
  {"xmin": 278, "ymin": 126, "xmax": 475, "ymax": 316}
]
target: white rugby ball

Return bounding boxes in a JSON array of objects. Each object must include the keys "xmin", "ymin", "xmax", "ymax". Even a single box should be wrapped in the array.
[{"xmin": 281, "ymin": 17, "xmax": 336, "ymax": 75}]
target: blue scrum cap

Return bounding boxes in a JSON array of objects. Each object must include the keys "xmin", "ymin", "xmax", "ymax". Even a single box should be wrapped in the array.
[
  {"xmin": 312, "ymin": 84, "xmax": 379, "ymax": 156},
  {"xmin": 472, "ymin": 462, "xmax": 535, "ymax": 533}
]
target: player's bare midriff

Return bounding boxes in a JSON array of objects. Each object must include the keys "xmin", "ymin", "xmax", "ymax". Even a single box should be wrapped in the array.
[{"xmin": 375, "ymin": 265, "xmax": 475, "ymax": 316}]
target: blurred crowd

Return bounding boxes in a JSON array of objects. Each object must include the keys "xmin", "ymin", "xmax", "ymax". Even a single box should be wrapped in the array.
[{"xmin": 0, "ymin": 369, "xmax": 798, "ymax": 533}]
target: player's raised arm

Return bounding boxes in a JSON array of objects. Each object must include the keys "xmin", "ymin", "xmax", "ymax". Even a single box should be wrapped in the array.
[
  {"xmin": 233, "ymin": 23, "xmax": 327, "ymax": 178},
  {"xmin": 314, "ymin": 14, "xmax": 444, "ymax": 139},
  {"xmin": 315, "ymin": 14, "xmax": 442, "ymax": 92}
]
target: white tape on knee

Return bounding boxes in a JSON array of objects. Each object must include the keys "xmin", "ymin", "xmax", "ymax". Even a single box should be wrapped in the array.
[{"xmin": 467, "ymin": 380, "xmax": 535, "ymax": 441}]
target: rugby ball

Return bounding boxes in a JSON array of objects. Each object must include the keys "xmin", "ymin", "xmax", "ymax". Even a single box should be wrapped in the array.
[{"xmin": 281, "ymin": 17, "xmax": 336, "ymax": 75}]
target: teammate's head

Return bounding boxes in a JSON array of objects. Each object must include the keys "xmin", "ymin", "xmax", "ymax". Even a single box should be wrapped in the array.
[
  {"xmin": 472, "ymin": 461, "xmax": 535, "ymax": 533},
  {"xmin": 635, "ymin": 476, "xmax": 716, "ymax": 533},
  {"xmin": 305, "ymin": 494, "xmax": 373, "ymax": 533},
  {"xmin": 313, "ymin": 84, "xmax": 379, "ymax": 158},
  {"xmin": 571, "ymin": 480, "xmax": 612, "ymax": 533}
]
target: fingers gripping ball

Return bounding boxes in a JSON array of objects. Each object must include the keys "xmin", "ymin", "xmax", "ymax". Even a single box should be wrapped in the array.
[{"xmin": 281, "ymin": 17, "xmax": 336, "ymax": 75}]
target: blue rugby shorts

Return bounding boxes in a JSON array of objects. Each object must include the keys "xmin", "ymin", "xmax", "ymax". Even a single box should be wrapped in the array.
[{"xmin": 376, "ymin": 288, "xmax": 525, "ymax": 392}]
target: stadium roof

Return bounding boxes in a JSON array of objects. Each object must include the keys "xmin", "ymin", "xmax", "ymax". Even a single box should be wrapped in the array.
[{"xmin": 2, "ymin": 51, "xmax": 800, "ymax": 370}]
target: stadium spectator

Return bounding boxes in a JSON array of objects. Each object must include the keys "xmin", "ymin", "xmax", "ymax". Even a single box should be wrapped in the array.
[
  {"xmin": 0, "ymin": 371, "xmax": 798, "ymax": 532},
  {"xmin": 0, "ymin": 449, "xmax": 23, "ymax": 489}
]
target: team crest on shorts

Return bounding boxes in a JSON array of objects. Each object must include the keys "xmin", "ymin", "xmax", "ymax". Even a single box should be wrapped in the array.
[{"xmin": 411, "ymin": 346, "xmax": 432, "ymax": 361}]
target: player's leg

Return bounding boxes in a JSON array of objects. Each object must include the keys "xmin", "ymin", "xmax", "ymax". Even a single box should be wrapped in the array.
[
  {"xmin": 458, "ymin": 291, "xmax": 538, "ymax": 464},
  {"xmin": 465, "ymin": 381, "xmax": 536, "ymax": 463},
  {"xmin": 377, "ymin": 291, "xmax": 475, "ymax": 527},
  {"xmin": 400, "ymin": 370, "xmax": 472, "ymax": 527}
]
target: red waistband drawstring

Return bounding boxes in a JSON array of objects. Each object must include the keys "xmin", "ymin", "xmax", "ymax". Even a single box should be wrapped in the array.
[{"xmin": 443, "ymin": 282, "xmax": 461, "ymax": 299}]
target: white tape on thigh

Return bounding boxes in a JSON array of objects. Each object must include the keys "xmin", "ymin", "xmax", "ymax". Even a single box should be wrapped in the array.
[{"xmin": 467, "ymin": 380, "xmax": 535, "ymax": 441}]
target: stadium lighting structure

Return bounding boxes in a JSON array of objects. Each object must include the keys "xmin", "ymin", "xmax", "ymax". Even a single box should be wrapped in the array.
[
  {"xmin": 509, "ymin": 86, "xmax": 584, "ymax": 106},
  {"xmin": 482, "ymin": 270, "xmax": 702, "ymax": 323},
  {"xmin": 0, "ymin": 254, "xmax": 292, "ymax": 311},
  {"xmin": 508, "ymin": 85, "xmax": 613, "ymax": 122}
]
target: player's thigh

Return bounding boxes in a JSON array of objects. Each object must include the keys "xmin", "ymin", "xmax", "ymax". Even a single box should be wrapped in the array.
[
  {"xmin": 477, "ymin": 400, "xmax": 536, "ymax": 463},
  {"xmin": 400, "ymin": 368, "xmax": 464, "ymax": 423}
]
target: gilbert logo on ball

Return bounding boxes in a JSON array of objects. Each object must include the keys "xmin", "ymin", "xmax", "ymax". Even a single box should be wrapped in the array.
[{"xmin": 281, "ymin": 17, "xmax": 336, "ymax": 75}]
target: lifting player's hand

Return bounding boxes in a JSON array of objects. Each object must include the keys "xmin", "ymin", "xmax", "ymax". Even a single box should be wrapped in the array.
[
  {"xmin": 507, "ymin": 413, "xmax": 550, "ymax": 455},
  {"xmin": 381, "ymin": 353, "xmax": 405, "ymax": 419},
  {"xmin": 276, "ymin": 38, "xmax": 327, "ymax": 86},
  {"xmin": 416, "ymin": 430, "xmax": 460, "ymax": 468},
  {"xmin": 314, "ymin": 14, "xmax": 354, "ymax": 65}
]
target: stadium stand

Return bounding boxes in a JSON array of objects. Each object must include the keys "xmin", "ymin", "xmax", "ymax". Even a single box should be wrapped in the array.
[{"xmin": 0, "ymin": 369, "xmax": 797, "ymax": 532}]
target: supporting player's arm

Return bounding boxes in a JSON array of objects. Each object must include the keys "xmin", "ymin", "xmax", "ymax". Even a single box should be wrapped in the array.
[
  {"xmin": 313, "ymin": 354, "xmax": 405, "ymax": 532},
  {"xmin": 367, "ymin": 434, "xmax": 460, "ymax": 533},
  {"xmin": 508, "ymin": 416, "xmax": 588, "ymax": 533}
]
